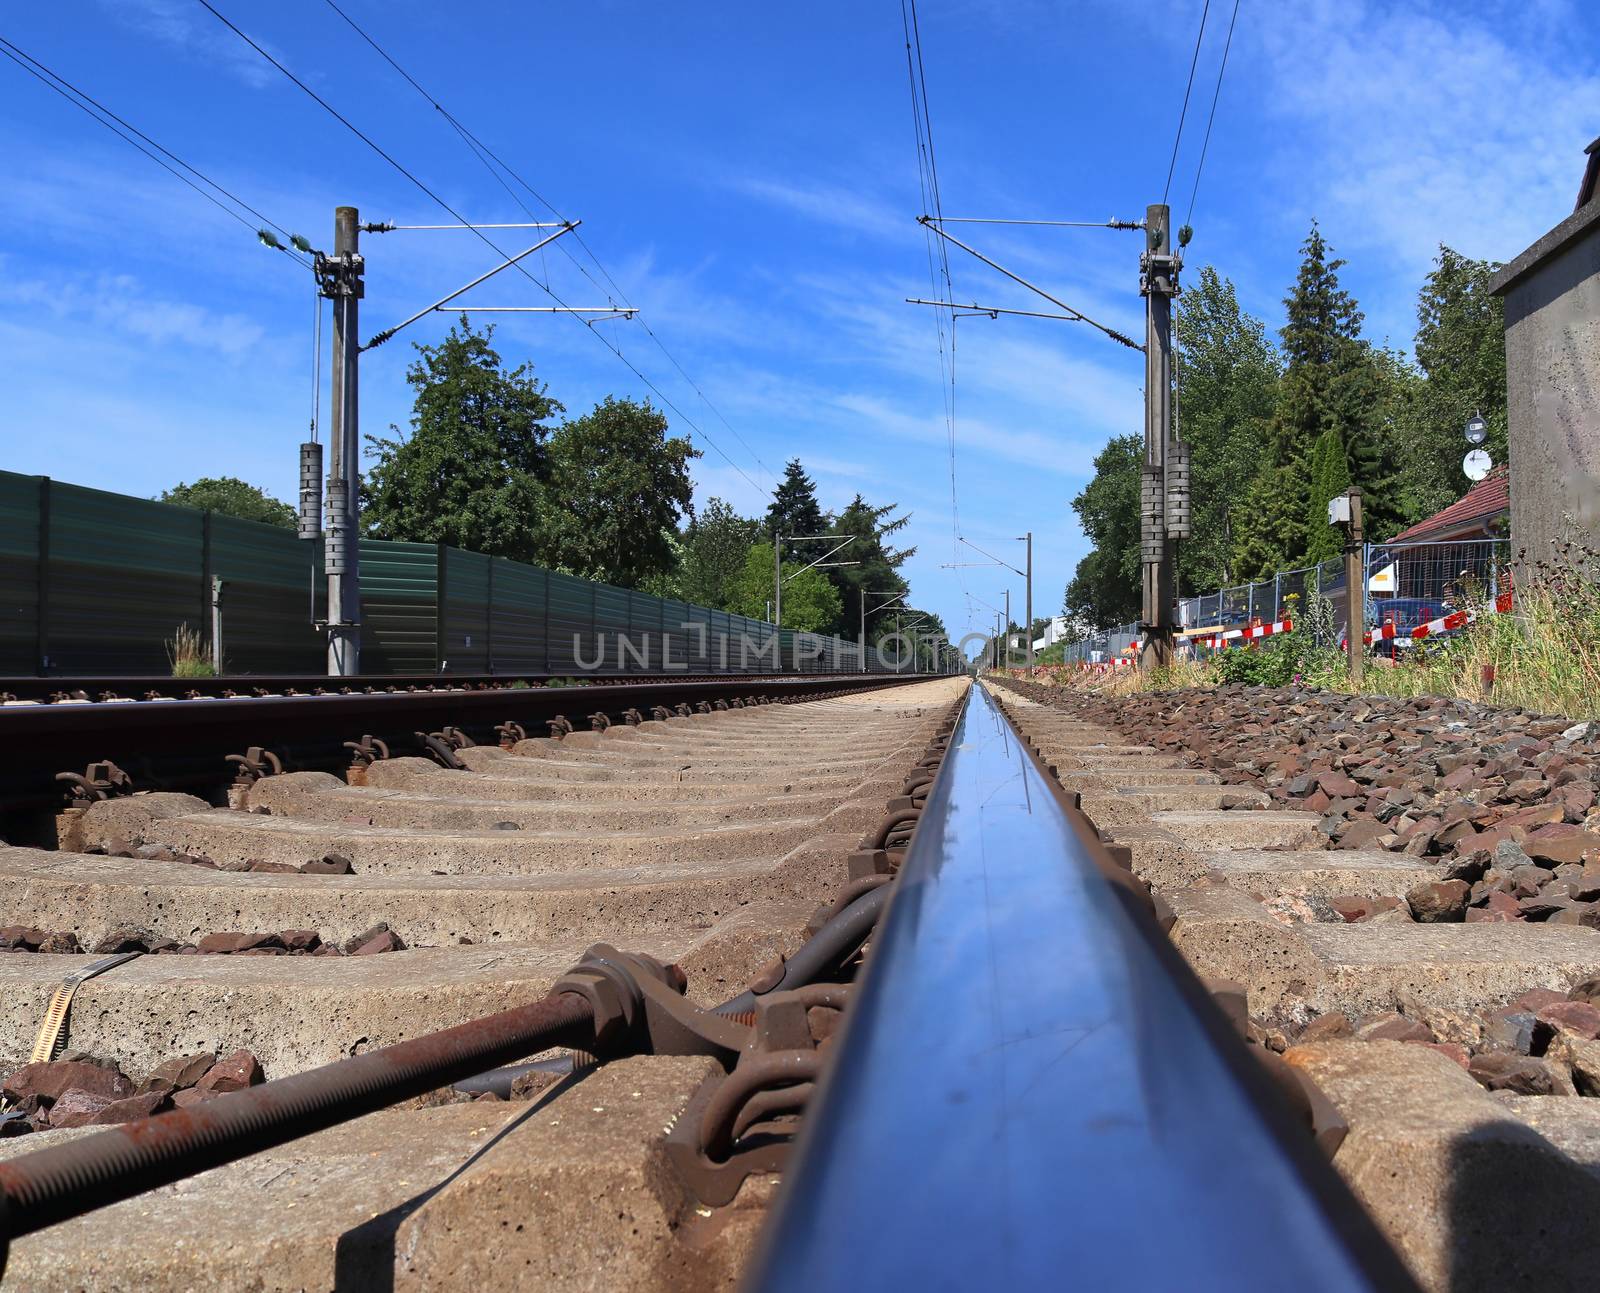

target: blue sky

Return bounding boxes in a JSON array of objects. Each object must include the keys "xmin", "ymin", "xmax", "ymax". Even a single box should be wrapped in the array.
[{"xmin": 4, "ymin": 1, "xmax": 1597, "ymax": 648}]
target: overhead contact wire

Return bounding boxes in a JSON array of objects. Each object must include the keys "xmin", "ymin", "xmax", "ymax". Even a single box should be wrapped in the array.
[
  {"xmin": 318, "ymin": 0, "xmax": 775, "ymax": 489},
  {"xmin": 199, "ymin": 0, "xmax": 767, "ymax": 498},
  {"xmin": 0, "ymin": 37, "xmax": 310, "ymax": 267},
  {"xmin": 1161, "ymin": 0, "xmax": 1211, "ymax": 204},
  {"xmin": 1185, "ymin": 0, "xmax": 1240, "ymax": 228}
]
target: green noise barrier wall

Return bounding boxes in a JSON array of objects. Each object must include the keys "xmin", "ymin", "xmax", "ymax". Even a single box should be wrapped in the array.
[{"xmin": 0, "ymin": 471, "xmax": 906, "ymax": 677}]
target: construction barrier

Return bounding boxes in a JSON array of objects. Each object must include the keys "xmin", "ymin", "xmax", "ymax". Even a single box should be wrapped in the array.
[
  {"xmin": 1203, "ymin": 617, "xmax": 1292, "ymax": 651},
  {"xmin": 1364, "ymin": 591, "xmax": 1513, "ymax": 645}
]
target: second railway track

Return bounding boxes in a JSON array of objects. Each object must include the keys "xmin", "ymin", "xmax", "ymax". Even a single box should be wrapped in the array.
[{"xmin": 0, "ymin": 676, "xmax": 963, "ymax": 1287}]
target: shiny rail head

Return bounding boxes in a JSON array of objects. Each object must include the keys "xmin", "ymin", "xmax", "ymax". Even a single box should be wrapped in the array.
[{"xmin": 743, "ymin": 680, "xmax": 1417, "ymax": 1293}]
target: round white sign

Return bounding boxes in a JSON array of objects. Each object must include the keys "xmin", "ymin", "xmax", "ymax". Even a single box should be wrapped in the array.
[{"xmin": 1463, "ymin": 448, "xmax": 1493, "ymax": 482}]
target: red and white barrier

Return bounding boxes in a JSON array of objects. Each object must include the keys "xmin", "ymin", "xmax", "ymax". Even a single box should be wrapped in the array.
[
  {"xmin": 1203, "ymin": 617, "xmax": 1292, "ymax": 651},
  {"xmin": 1363, "ymin": 591, "xmax": 1513, "ymax": 645}
]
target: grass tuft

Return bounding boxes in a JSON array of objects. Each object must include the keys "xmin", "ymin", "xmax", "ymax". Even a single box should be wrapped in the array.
[{"xmin": 166, "ymin": 624, "xmax": 216, "ymax": 678}]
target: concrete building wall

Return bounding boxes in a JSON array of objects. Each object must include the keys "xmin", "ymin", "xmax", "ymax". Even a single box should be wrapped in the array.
[{"xmin": 1491, "ymin": 198, "xmax": 1600, "ymax": 566}]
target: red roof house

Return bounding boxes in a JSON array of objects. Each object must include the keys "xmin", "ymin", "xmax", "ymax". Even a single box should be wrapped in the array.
[{"xmin": 1388, "ymin": 464, "xmax": 1509, "ymax": 543}]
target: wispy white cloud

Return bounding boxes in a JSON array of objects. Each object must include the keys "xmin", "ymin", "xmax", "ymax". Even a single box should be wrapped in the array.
[
  {"xmin": 1245, "ymin": 0, "xmax": 1600, "ymax": 273},
  {"xmin": 724, "ymin": 174, "xmax": 912, "ymax": 243},
  {"xmin": 0, "ymin": 269, "xmax": 268, "ymax": 358},
  {"xmin": 831, "ymin": 392, "xmax": 1103, "ymax": 478},
  {"xmin": 100, "ymin": 0, "xmax": 281, "ymax": 89}
]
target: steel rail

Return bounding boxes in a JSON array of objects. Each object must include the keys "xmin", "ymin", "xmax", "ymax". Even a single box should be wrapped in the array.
[
  {"xmin": 743, "ymin": 681, "xmax": 1419, "ymax": 1291},
  {"xmin": 0, "ymin": 670, "xmax": 937, "ymax": 705}
]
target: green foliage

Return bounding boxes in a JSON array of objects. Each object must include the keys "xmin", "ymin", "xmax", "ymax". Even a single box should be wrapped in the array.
[
  {"xmin": 1064, "ymin": 434, "xmax": 1143, "ymax": 627},
  {"xmin": 1175, "ymin": 268, "xmax": 1281, "ymax": 591},
  {"xmin": 1301, "ymin": 585, "xmax": 1339, "ymax": 648},
  {"xmin": 1212, "ymin": 631, "xmax": 1343, "ymax": 687},
  {"xmin": 1233, "ymin": 223, "xmax": 1405, "ymax": 575},
  {"xmin": 361, "ymin": 316, "xmax": 559, "ymax": 562},
  {"xmin": 1392, "ymin": 246, "xmax": 1508, "ymax": 528},
  {"xmin": 898, "ymin": 605, "xmax": 948, "ymax": 641},
  {"xmin": 1231, "ymin": 462, "xmax": 1303, "ymax": 580},
  {"xmin": 159, "ymin": 477, "xmax": 295, "ymax": 529},
  {"xmin": 1302, "ymin": 429, "xmax": 1351, "ymax": 564},
  {"xmin": 542, "ymin": 397, "xmax": 697, "ymax": 588},
  {"xmin": 726, "ymin": 542, "xmax": 841, "ymax": 632},
  {"xmin": 673, "ymin": 498, "xmax": 762, "ymax": 608}
]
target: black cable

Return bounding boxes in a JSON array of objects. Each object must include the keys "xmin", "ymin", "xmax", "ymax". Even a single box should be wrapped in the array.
[
  {"xmin": 195, "ymin": 2, "xmax": 466, "ymax": 233},
  {"xmin": 901, "ymin": 0, "xmax": 968, "ymax": 627},
  {"xmin": 318, "ymin": 0, "xmax": 776, "ymax": 489},
  {"xmin": 199, "ymin": 0, "xmax": 767, "ymax": 499},
  {"xmin": 1162, "ymin": 0, "xmax": 1211, "ymax": 204},
  {"xmin": 0, "ymin": 37, "xmax": 310, "ymax": 268},
  {"xmin": 1185, "ymin": 0, "xmax": 1240, "ymax": 229}
]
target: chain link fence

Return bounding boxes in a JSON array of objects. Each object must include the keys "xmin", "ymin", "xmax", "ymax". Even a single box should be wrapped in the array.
[{"xmin": 1052, "ymin": 539, "xmax": 1510, "ymax": 664}]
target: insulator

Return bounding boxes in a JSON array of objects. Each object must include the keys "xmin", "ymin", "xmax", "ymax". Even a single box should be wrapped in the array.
[
  {"xmin": 1166, "ymin": 441, "xmax": 1192, "ymax": 540},
  {"xmin": 1140, "ymin": 466, "xmax": 1166, "ymax": 533},
  {"xmin": 298, "ymin": 441, "xmax": 323, "ymax": 540},
  {"xmin": 325, "ymin": 484, "xmax": 352, "ymax": 574}
]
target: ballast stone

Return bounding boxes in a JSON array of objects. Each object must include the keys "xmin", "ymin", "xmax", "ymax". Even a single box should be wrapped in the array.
[{"xmin": 1287, "ymin": 1039, "xmax": 1600, "ymax": 1293}]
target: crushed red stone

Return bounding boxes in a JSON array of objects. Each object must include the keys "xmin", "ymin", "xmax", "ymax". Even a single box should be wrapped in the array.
[
  {"xmin": 1, "ymin": 1048, "xmax": 262, "ymax": 1137},
  {"xmin": 992, "ymin": 678, "xmax": 1600, "ymax": 1099},
  {"xmin": 1276, "ymin": 976, "xmax": 1600, "ymax": 1097},
  {"xmin": 1004, "ymin": 680, "xmax": 1600, "ymax": 925},
  {"xmin": 0, "ymin": 925, "xmax": 405, "ymax": 957}
]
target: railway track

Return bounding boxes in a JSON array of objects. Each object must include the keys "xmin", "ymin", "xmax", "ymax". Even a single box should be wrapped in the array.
[
  {"xmin": 0, "ymin": 671, "xmax": 882, "ymax": 706},
  {"xmin": 13, "ymin": 669, "xmax": 1567, "ymax": 1288},
  {"xmin": 0, "ymin": 672, "xmax": 929, "ymax": 831},
  {"xmin": 988, "ymin": 674, "xmax": 1600, "ymax": 1292},
  {"xmin": 0, "ymin": 675, "xmax": 965, "ymax": 1287}
]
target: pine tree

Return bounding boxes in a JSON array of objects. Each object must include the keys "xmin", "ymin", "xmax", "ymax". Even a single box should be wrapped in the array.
[
  {"xmin": 1231, "ymin": 463, "xmax": 1303, "ymax": 582},
  {"xmin": 1302, "ymin": 429, "xmax": 1351, "ymax": 564},
  {"xmin": 1237, "ymin": 222, "xmax": 1398, "ymax": 574},
  {"xmin": 764, "ymin": 459, "xmax": 826, "ymax": 542},
  {"xmin": 828, "ymin": 494, "xmax": 914, "ymax": 641}
]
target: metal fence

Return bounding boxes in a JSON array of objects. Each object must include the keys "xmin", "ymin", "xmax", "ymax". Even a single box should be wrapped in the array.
[
  {"xmin": 0, "ymin": 471, "xmax": 942, "ymax": 677},
  {"xmin": 1051, "ymin": 538, "xmax": 1511, "ymax": 663}
]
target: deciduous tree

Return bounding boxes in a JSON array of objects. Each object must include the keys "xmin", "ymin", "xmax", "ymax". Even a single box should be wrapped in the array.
[
  {"xmin": 1175, "ymin": 267, "xmax": 1280, "ymax": 590},
  {"xmin": 673, "ymin": 497, "xmax": 761, "ymax": 608},
  {"xmin": 361, "ymin": 316, "xmax": 559, "ymax": 562},
  {"xmin": 542, "ymin": 397, "xmax": 697, "ymax": 589},
  {"xmin": 159, "ymin": 477, "xmax": 295, "ymax": 529},
  {"xmin": 1394, "ymin": 246, "xmax": 1507, "ymax": 525},
  {"xmin": 726, "ymin": 541, "xmax": 841, "ymax": 632},
  {"xmin": 1063, "ymin": 434, "xmax": 1142, "ymax": 627}
]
